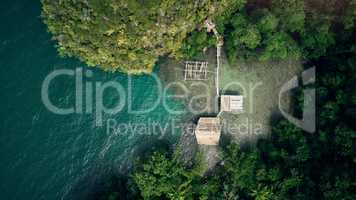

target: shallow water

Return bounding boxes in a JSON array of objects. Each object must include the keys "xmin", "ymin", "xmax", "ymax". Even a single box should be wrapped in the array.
[{"xmin": 0, "ymin": 1, "xmax": 184, "ymax": 199}]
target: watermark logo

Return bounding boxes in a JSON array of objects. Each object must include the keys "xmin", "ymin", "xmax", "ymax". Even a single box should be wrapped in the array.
[
  {"xmin": 41, "ymin": 66, "xmax": 315, "ymax": 134},
  {"xmin": 279, "ymin": 67, "xmax": 316, "ymax": 133}
]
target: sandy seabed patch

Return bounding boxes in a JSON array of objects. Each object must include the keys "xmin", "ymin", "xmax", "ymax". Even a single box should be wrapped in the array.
[{"xmin": 219, "ymin": 52, "xmax": 303, "ymax": 145}]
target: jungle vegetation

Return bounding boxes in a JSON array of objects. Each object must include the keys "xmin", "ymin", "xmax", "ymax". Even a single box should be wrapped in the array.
[
  {"xmin": 182, "ymin": 0, "xmax": 355, "ymax": 62},
  {"xmin": 41, "ymin": 0, "xmax": 241, "ymax": 73},
  {"xmin": 41, "ymin": 0, "xmax": 355, "ymax": 71}
]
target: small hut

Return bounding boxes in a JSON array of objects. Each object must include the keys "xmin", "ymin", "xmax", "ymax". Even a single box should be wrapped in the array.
[
  {"xmin": 220, "ymin": 95, "xmax": 244, "ymax": 112},
  {"xmin": 195, "ymin": 117, "xmax": 221, "ymax": 145}
]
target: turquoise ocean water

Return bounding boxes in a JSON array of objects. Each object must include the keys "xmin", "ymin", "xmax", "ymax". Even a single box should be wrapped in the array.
[{"xmin": 0, "ymin": 1, "xmax": 185, "ymax": 199}]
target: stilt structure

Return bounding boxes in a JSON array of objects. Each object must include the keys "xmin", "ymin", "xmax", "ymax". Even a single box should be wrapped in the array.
[{"xmin": 184, "ymin": 61, "xmax": 208, "ymax": 81}]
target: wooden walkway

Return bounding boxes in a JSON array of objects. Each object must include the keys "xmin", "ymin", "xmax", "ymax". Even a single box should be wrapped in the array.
[{"xmin": 205, "ymin": 19, "xmax": 223, "ymax": 97}]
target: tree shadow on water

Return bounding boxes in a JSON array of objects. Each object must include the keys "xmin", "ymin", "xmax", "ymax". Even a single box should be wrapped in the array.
[{"xmin": 64, "ymin": 137, "xmax": 173, "ymax": 200}]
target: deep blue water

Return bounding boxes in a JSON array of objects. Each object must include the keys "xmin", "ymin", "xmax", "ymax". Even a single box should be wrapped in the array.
[{"xmin": 0, "ymin": 1, "xmax": 184, "ymax": 199}]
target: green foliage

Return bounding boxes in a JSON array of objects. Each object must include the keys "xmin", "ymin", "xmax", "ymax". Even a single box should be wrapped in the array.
[
  {"xmin": 257, "ymin": 13, "xmax": 279, "ymax": 33},
  {"xmin": 219, "ymin": 122, "xmax": 307, "ymax": 200},
  {"xmin": 259, "ymin": 32, "xmax": 300, "ymax": 61},
  {"xmin": 239, "ymin": 25, "xmax": 262, "ymax": 49},
  {"xmin": 271, "ymin": 0, "xmax": 305, "ymax": 33},
  {"xmin": 300, "ymin": 16, "xmax": 335, "ymax": 59},
  {"xmin": 223, "ymin": 0, "xmax": 305, "ymax": 63},
  {"xmin": 178, "ymin": 0, "xmax": 247, "ymax": 59},
  {"xmin": 133, "ymin": 151, "xmax": 206, "ymax": 200},
  {"xmin": 42, "ymin": 0, "xmax": 356, "ymax": 72},
  {"xmin": 222, "ymin": 0, "xmax": 355, "ymax": 63},
  {"xmin": 179, "ymin": 31, "xmax": 216, "ymax": 59},
  {"xmin": 41, "ymin": 0, "xmax": 236, "ymax": 73}
]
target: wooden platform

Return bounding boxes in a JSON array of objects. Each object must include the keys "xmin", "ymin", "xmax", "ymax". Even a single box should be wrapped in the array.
[{"xmin": 220, "ymin": 95, "xmax": 244, "ymax": 112}]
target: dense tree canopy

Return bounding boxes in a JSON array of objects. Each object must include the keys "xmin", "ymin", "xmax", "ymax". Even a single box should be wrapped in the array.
[
  {"xmin": 133, "ymin": 151, "xmax": 207, "ymax": 200},
  {"xmin": 41, "ymin": 0, "xmax": 239, "ymax": 73},
  {"xmin": 182, "ymin": 0, "xmax": 354, "ymax": 63}
]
